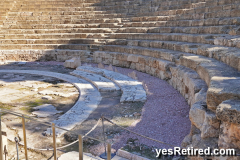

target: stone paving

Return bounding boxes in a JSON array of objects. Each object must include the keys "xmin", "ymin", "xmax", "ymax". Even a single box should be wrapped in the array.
[
  {"xmin": 0, "ymin": 69, "xmax": 102, "ymax": 136},
  {"xmin": 76, "ymin": 66, "xmax": 147, "ymax": 102}
]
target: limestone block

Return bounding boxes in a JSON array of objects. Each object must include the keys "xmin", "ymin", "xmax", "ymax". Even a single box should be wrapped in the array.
[
  {"xmin": 180, "ymin": 55, "xmax": 212, "ymax": 71},
  {"xmin": 207, "ymin": 77, "xmax": 240, "ymax": 111},
  {"xmin": 190, "ymin": 134, "xmax": 218, "ymax": 150},
  {"xmin": 136, "ymin": 63, "xmax": 145, "ymax": 72},
  {"xmin": 189, "ymin": 102, "xmax": 220, "ymax": 139},
  {"xmin": 127, "ymin": 54, "xmax": 139, "ymax": 63},
  {"xmin": 218, "ymin": 121, "xmax": 240, "ymax": 149},
  {"xmin": 216, "ymin": 99, "xmax": 240, "ymax": 124},
  {"xmin": 195, "ymin": 87, "xmax": 208, "ymax": 103},
  {"xmin": 64, "ymin": 57, "xmax": 81, "ymax": 68},
  {"xmin": 113, "ymin": 59, "xmax": 120, "ymax": 66},
  {"xmin": 201, "ymin": 112, "xmax": 220, "ymax": 138},
  {"xmin": 189, "ymin": 102, "xmax": 207, "ymax": 129},
  {"xmin": 181, "ymin": 134, "xmax": 192, "ymax": 148},
  {"xmin": 197, "ymin": 62, "xmax": 240, "ymax": 87}
]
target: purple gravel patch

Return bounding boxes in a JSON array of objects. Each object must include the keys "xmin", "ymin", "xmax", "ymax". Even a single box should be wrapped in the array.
[{"xmin": 88, "ymin": 63, "xmax": 191, "ymax": 150}]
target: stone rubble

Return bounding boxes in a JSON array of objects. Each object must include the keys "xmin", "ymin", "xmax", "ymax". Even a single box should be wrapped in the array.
[
  {"xmin": 63, "ymin": 57, "xmax": 81, "ymax": 69},
  {"xmin": 77, "ymin": 66, "xmax": 147, "ymax": 102}
]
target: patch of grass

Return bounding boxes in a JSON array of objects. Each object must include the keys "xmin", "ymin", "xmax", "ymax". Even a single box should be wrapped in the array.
[
  {"xmin": 0, "ymin": 102, "xmax": 14, "ymax": 110},
  {"xmin": 23, "ymin": 99, "xmax": 50, "ymax": 113},
  {"xmin": 25, "ymin": 99, "xmax": 49, "ymax": 108},
  {"xmin": 20, "ymin": 106, "xmax": 32, "ymax": 113},
  {"xmin": 0, "ymin": 102, "xmax": 15, "ymax": 115}
]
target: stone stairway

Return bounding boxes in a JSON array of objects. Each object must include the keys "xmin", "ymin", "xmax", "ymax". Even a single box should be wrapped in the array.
[{"xmin": 1, "ymin": 0, "xmax": 240, "ymax": 155}]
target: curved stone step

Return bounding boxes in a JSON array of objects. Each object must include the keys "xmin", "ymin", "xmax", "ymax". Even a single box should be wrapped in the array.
[
  {"xmin": 70, "ymin": 70, "xmax": 120, "ymax": 92},
  {"xmin": 104, "ymin": 39, "xmax": 240, "ymax": 72},
  {"xmin": 0, "ymin": 70, "xmax": 101, "ymax": 136},
  {"xmin": 76, "ymin": 66, "xmax": 147, "ymax": 102}
]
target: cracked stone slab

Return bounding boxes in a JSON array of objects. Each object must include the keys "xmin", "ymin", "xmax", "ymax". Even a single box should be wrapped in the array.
[
  {"xmin": 76, "ymin": 66, "xmax": 146, "ymax": 102},
  {"xmin": 70, "ymin": 70, "xmax": 120, "ymax": 92},
  {"xmin": 0, "ymin": 70, "xmax": 101, "ymax": 136},
  {"xmin": 32, "ymin": 104, "xmax": 63, "ymax": 118}
]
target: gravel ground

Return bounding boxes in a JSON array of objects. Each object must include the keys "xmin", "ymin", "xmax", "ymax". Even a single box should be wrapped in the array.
[{"xmin": 87, "ymin": 63, "xmax": 191, "ymax": 151}]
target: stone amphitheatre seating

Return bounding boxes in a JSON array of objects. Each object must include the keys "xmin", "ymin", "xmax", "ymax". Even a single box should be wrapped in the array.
[{"xmin": 1, "ymin": 0, "xmax": 240, "ymax": 153}]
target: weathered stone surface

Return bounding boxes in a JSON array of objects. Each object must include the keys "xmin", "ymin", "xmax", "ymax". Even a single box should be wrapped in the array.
[
  {"xmin": 216, "ymin": 99, "xmax": 240, "ymax": 124},
  {"xmin": 77, "ymin": 66, "xmax": 146, "ymax": 102},
  {"xmin": 189, "ymin": 102, "xmax": 207, "ymax": 129},
  {"xmin": 189, "ymin": 102, "xmax": 220, "ymax": 139},
  {"xmin": 64, "ymin": 57, "xmax": 81, "ymax": 69},
  {"xmin": 218, "ymin": 121, "xmax": 240, "ymax": 149},
  {"xmin": 127, "ymin": 54, "xmax": 139, "ymax": 63},
  {"xmin": 191, "ymin": 134, "xmax": 218, "ymax": 149},
  {"xmin": 194, "ymin": 87, "xmax": 207, "ymax": 103},
  {"xmin": 201, "ymin": 112, "xmax": 220, "ymax": 139},
  {"xmin": 207, "ymin": 76, "xmax": 240, "ymax": 111},
  {"xmin": 71, "ymin": 70, "xmax": 120, "ymax": 92},
  {"xmin": 181, "ymin": 134, "xmax": 192, "ymax": 148},
  {"xmin": 32, "ymin": 104, "xmax": 63, "ymax": 118},
  {"xmin": 169, "ymin": 65, "xmax": 207, "ymax": 106},
  {"xmin": 196, "ymin": 62, "xmax": 240, "ymax": 87}
]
